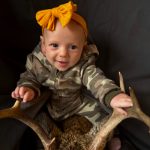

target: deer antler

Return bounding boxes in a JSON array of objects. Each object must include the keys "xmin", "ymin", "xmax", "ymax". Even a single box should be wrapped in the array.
[
  {"xmin": 1, "ymin": 73, "xmax": 150, "ymax": 150},
  {"xmin": 0, "ymin": 100, "xmax": 54, "ymax": 150},
  {"xmin": 88, "ymin": 72, "xmax": 150, "ymax": 150}
]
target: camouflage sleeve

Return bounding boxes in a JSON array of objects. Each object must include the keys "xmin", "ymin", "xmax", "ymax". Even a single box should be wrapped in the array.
[
  {"xmin": 17, "ymin": 54, "xmax": 41, "ymax": 96},
  {"xmin": 81, "ymin": 55, "xmax": 121, "ymax": 106}
]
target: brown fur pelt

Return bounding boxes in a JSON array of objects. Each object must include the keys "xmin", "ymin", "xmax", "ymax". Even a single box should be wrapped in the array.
[
  {"xmin": 35, "ymin": 112, "xmax": 94, "ymax": 150},
  {"xmin": 58, "ymin": 115, "xmax": 93, "ymax": 150}
]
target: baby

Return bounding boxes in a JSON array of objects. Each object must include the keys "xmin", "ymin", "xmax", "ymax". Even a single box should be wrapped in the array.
[{"xmin": 11, "ymin": 1, "xmax": 132, "ymax": 149}]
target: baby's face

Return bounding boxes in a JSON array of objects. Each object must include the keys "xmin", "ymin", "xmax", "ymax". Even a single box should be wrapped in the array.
[{"xmin": 41, "ymin": 20, "xmax": 86, "ymax": 71}]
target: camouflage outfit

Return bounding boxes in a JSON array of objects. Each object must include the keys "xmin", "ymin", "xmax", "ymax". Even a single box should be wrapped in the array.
[{"xmin": 17, "ymin": 43, "xmax": 121, "ymax": 131}]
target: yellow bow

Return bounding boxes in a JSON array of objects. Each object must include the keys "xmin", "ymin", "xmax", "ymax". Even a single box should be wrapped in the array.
[
  {"xmin": 36, "ymin": 1, "xmax": 88, "ymax": 37},
  {"xmin": 36, "ymin": 1, "xmax": 77, "ymax": 31}
]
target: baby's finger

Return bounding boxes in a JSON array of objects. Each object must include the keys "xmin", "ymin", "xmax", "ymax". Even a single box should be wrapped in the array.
[
  {"xmin": 11, "ymin": 91, "xmax": 17, "ymax": 98},
  {"xmin": 11, "ymin": 87, "xmax": 20, "ymax": 98},
  {"xmin": 22, "ymin": 92, "xmax": 34, "ymax": 103},
  {"xmin": 115, "ymin": 107, "xmax": 128, "ymax": 116},
  {"xmin": 122, "ymin": 100, "xmax": 133, "ymax": 107},
  {"xmin": 19, "ymin": 87, "xmax": 27, "ymax": 99}
]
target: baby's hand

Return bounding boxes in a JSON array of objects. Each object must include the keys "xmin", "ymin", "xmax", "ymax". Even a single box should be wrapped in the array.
[
  {"xmin": 110, "ymin": 93, "xmax": 133, "ymax": 115},
  {"xmin": 11, "ymin": 86, "xmax": 35, "ymax": 103}
]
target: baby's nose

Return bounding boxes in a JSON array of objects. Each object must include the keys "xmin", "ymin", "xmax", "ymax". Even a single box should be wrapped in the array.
[{"xmin": 59, "ymin": 48, "xmax": 68, "ymax": 57}]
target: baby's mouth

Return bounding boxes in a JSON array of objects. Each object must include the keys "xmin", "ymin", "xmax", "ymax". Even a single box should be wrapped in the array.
[
  {"xmin": 57, "ymin": 60, "xmax": 69, "ymax": 67},
  {"xmin": 57, "ymin": 60, "xmax": 68, "ymax": 63}
]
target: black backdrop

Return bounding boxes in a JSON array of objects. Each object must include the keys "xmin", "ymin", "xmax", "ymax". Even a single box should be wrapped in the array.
[{"xmin": 0, "ymin": 0, "xmax": 150, "ymax": 149}]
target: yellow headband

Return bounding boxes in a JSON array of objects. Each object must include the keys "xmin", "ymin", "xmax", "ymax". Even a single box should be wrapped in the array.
[{"xmin": 36, "ymin": 1, "xmax": 88, "ymax": 37}]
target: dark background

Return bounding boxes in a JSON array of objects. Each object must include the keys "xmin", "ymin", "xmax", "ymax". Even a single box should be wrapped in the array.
[{"xmin": 0, "ymin": 0, "xmax": 150, "ymax": 149}]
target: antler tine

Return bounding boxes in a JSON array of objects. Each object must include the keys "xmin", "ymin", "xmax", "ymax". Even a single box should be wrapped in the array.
[
  {"xmin": 128, "ymin": 87, "xmax": 150, "ymax": 131},
  {"xmin": 119, "ymin": 74, "xmax": 150, "ymax": 133},
  {"xmin": 0, "ymin": 99, "xmax": 55, "ymax": 150},
  {"xmin": 119, "ymin": 71, "xmax": 125, "ymax": 92},
  {"xmin": 12, "ymin": 99, "xmax": 21, "ymax": 109}
]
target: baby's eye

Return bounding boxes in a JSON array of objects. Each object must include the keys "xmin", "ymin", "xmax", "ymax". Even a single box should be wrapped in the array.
[
  {"xmin": 49, "ymin": 43, "xmax": 59, "ymax": 48},
  {"xmin": 69, "ymin": 45, "xmax": 77, "ymax": 50}
]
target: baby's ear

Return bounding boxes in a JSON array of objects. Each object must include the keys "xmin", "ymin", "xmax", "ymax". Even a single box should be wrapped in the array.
[
  {"xmin": 40, "ymin": 35, "xmax": 44, "ymax": 44},
  {"xmin": 40, "ymin": 36, "xmax": 46, "ymax": 55}
]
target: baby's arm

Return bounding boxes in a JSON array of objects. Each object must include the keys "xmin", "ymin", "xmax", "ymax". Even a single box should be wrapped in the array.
[
  {"xmin": 11, "ymin": 86, "xmax": 36, "ymax": 103},
  {"xmin": 110, "ymin": 93, "xmax": 133, "ymax": 115}
]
